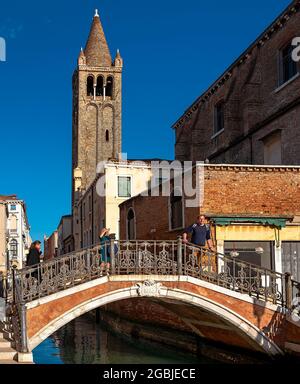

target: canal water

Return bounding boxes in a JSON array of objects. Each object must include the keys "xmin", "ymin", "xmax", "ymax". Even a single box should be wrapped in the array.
[{"xmin": 33, "ymin": 314, "xmax": 214, "ymax": 364}]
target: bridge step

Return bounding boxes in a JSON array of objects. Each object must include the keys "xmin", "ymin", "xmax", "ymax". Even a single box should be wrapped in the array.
[
  {"xmin": 0, "ymin": 347, "xmax": 17, "ymax": 361},
  {"xmin": 0, "ymin": 338, "xmax": 12, "ymax": 348}
]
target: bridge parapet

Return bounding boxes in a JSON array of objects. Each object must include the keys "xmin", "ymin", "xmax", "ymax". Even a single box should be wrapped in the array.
[{"xmin": 3, "ymin": 239, "xmax": 300, "ymax": 354}]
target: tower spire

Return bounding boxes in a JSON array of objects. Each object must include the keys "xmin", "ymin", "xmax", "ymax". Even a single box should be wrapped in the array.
[{"xmin": 84, "ymin": 10, "xmax": 112, "ymax": 67}]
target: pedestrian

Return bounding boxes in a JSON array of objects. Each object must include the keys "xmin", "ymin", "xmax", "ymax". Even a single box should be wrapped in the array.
[
  {"xmin": 99, "ymin": 228, "xmax": 111, "ymax": 274},
  {"xmin": 26, "ymin": 241, "xmax": 42, "ymax": 280},
  {"xmin": 183, "ymin": 215, "xmax": 214, "ymax": 250}
]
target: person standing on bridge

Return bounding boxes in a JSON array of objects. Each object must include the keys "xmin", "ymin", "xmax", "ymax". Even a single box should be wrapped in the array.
[
  {"xmin": 26, "ymin": 241, "xmax": 42, "ymax": 280},
  {"xmin": 183, "ymin": 216, "xmax": 214, "ymax": 251},
  {"xmin": 26, "ymin": 241, "xmax": 42, "ymax": 267},
  {"xmin": 99, "ymin": 228, "xmax": 111, "ymax": 275}
]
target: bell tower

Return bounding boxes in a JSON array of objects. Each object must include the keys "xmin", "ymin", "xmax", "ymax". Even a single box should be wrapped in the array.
[{"xmin": 72, "ymin": 9, "xmax": 123, "ymax": 204}]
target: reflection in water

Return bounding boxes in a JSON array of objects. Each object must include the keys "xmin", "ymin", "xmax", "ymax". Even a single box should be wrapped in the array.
[{"xmin": 33, "ymin": 314, "xmax": 213, "ymax": 364}]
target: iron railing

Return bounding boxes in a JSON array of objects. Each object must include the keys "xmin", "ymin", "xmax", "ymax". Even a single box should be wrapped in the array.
[
  {"xmin": 3, "ymin": 238, "xmax": 300, "ymax": 353},
  {"xmin": 6, "ymin": 239, "xmax": 298, "ymax": 308}
]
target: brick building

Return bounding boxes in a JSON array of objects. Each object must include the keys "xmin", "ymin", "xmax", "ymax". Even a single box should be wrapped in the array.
[
  {"xmin": 119, "ymin": 164, "xmax": 300, "ymax": 280},
  {"xmin": 173, "ymin": 1, "xmax": 300, "ymax": 165},
  {"xmin": 43, "ymin": 231, "xmax": 58, "ymax": 261},
  {"xmin": 57, "ymin": 215, "xmax": 73, "ymax": 256}
]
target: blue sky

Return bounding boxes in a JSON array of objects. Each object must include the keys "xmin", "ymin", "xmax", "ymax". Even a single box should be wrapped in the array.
[{"xmin": 0, "ymin": 0, "xmax": 291, "ymax": 242}]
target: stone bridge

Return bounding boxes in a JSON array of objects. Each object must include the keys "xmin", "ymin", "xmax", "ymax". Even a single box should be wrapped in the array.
[{"xmin": 3, "ymin": 240, "xmax": 300, "ymax": 362}]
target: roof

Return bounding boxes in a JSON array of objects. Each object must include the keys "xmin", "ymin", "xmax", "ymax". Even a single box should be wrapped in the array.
[
  {"xmin": 172, "ymin": 0, "xmax": 300, "ymax": 130},
  {"xmin": 84, "ymin": 11, "xmax": 112, "ymax": 67},
  {"xmin": 0, "ymin": 194, "xmax": 18, "ymax": 201}
]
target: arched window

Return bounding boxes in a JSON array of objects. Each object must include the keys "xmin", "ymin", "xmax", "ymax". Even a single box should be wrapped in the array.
[
  {"xmin": 87, "ymin": 76, "xmax": 94, "ymax": 96},
  {"xmin": 10, "ymin": 215, "xmax": 17, "ymax": 233},
  {"xmin": 105, "ymin": 130, "xmax": 109, "ymax": 142},
  {"xmin": 127, "ymin": 209, "xmax": 135, "ymax": 240},
  {"xmin": 10, "ymin": 239, "xmax": 18, "ymax": 259},
  {"xmin": 170, "ymin": 189, "xmax": 183, "ymax": 230},
  {"xmin": 106, "ymin": 76, "xmax": 114, "ymax": 98},
  {"xmin": 96, "ymin": 76, "xmax": 104, "ymax": 97}
]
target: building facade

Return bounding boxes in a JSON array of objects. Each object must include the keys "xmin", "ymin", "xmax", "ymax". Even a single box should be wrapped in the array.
[
  {"xmin": 0, "ymin": 195, "xmax": 31, "ymax": 270},
  {"xmin": 0, "ymin": 202, "xmax": 8, "ymax": 272},
  {"xmin": 73, "ymin": 160, "xmax": 154, "ymax": 251},
  {"xmin": 57, "ymin": 216, "xmax": 73, "ymax": 256},
  {"xmin": 119, "ymin": 164, "xmax": 300, "ymax": 281},
  {"xmin": 173, "ymin": 1, "xmax": 300, "ymax": 165},
  {"xmin": 72, "ymin": 10, "xmax": 123, "ymax": 205},
  {"xmin": 43, "ymin": 231, "xmax": 58, "ymax": 261}
]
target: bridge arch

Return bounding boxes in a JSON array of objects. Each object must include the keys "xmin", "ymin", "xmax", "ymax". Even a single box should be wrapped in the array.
[{"xmin": 27, "ymin": 277, "xmax": 283, "ymax": 356}]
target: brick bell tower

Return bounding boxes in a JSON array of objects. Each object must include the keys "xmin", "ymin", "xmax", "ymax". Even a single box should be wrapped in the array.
[{"xmin": 72, "ymin": 9, "xmax": 123, "ymax": 204}]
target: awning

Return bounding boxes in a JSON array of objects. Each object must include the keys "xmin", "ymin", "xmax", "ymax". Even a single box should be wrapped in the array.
[{"xmin": 212, "ymin": 217, "xmax": 289, "ymax": 229}]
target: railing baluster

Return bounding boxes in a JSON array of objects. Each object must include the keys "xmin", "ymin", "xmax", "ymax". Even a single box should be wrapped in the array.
[{"xmin": 177, "ymin": 237, "xmax": 182, "ymax": 276}]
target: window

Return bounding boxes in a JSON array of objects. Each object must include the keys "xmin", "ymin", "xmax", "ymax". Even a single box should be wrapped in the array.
[
  {"xmin": 118, "ymin": 176, "xmax": 131, "ymax": 198},
  {"xmin": 279, "ymin": 42, "xmax": 298, "ymax": 85},
  {"xmin": 87, "ymin": 76, "xmax": 94, "ymax": 96},
  {"xmin": 10, "ymin": 239, "xmax": 18, "ymax": 259},
  {"xmin": 214, "ymin": 101, "xmax": 225, "ymax": 135},
  {"xmin": 88, "ymin": 195, "xmax": 92, "ymax": 212},
  {"xmin": 96, "ymin": 76, "xmax": 104, "ymax": 96},
  {"xmin": 170, "ymin": 189, "xmax": 183, "ymax": 230},
  {"xmin": 10, "ymin": 215, "xmax": 17, "ymax": 233},
  {"xmin": 263, "ymin": 131, "xmax": 282, "ymax": 165},
  {"xmin": 127, "ymin": 209, "xmax": 135, "ymax": 240},
  {"xmin": 10, "ymin": 205, "xmax": 16, "ymax": 211},
  {"xmin": 106, "ymin": 76, "xmax": 114, "ymax": 98},
  {"xmin": 83, "ymin": 203, "xmax": 86, "ymax": 221},
  {"xmin": 282, "ymin": 242, "xmax": 300, "ymax": 281},
  {"xmin": 105, "ymin": 130, "xmax": 109, "ymax": 142},
  {"xmin": 224, "ymin": 241, "xmax": 273, "ymax": 270}
]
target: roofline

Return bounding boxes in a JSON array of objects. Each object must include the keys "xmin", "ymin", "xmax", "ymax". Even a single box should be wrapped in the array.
[
  {"xmin": 196, "ymin": 163, "xmax": 300, "ymax": 169},
  {"xmin": 172, "ymin": 0, "xmax": 300, "ymax": 130}
]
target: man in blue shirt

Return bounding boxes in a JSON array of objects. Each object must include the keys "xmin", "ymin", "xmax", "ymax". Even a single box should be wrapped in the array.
[{"xmin": 183, "ymin": 215, "xmax": 214, "ymax": 250}]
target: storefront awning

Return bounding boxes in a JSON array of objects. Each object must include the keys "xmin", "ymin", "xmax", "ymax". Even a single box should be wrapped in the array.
[{"xmin": 212, "ymin": 217, "xmax": 289, "ymax": 229}]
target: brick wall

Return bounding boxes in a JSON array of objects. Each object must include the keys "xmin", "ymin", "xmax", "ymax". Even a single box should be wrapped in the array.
[
  {"xmin": 120, "ymin": 165, "xmax": 300, "ymax": 240},
  {"xmin": 174, "ymin": 3, "xmax": 300, "ymax": 165}
]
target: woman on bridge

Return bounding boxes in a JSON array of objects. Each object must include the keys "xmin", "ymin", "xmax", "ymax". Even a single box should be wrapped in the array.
[{"xmin": 99, "ymin": 228, "xmax": 111, "ymax": 275}]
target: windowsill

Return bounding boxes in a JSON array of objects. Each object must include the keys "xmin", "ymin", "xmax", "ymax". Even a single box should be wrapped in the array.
[
  {"xmin": 117, "ymin": 196, "xmax": 132, "ymax": 199},
  {"xmin": 274, "ymin": 72, "xmax": 300, "ymax": 94},
  {"xmin": 169, "ymin": 227, "xmax": 185, "ymax": 233},
  {"xmin": 211, "ymin": 128, "xmax": 225, "ymax": 140}
]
